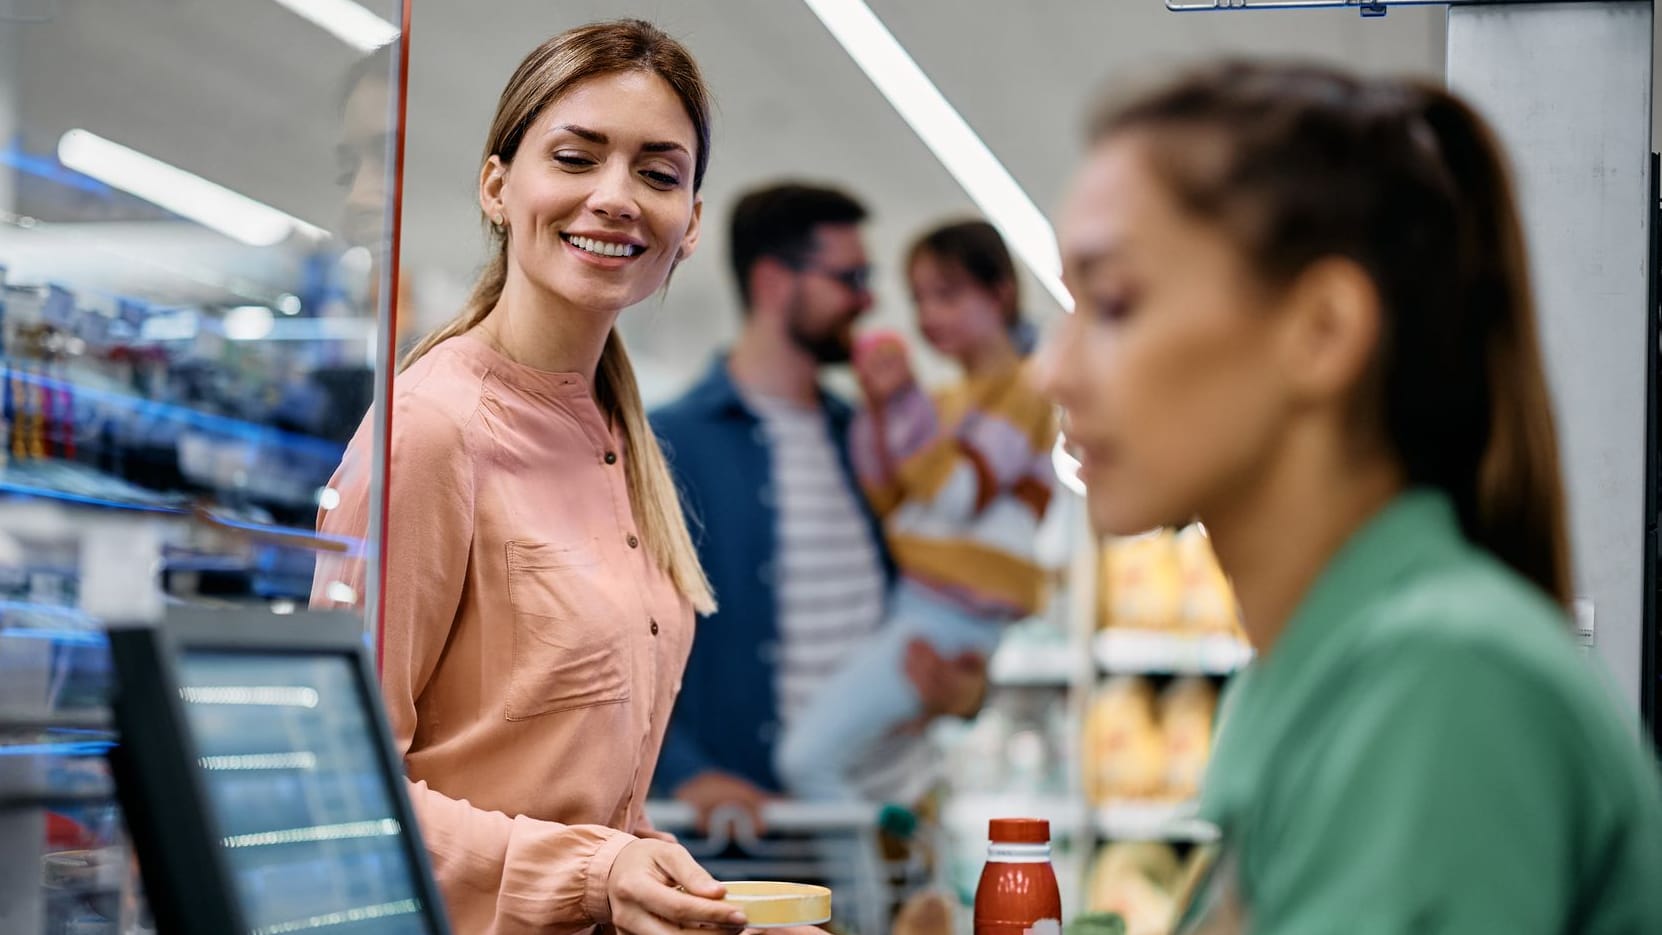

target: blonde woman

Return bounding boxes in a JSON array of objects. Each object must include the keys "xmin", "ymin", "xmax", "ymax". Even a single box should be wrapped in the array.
[{"xmin": 316, "ymin": 20, "xmax": 751, "ymax": 935}]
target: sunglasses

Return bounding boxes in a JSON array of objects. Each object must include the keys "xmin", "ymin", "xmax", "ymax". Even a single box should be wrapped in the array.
[{"xmin": 794, "ymin": 261, "xmax": 873, "ymax": 294}]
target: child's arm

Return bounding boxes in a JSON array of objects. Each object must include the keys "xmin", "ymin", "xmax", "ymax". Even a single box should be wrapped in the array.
[
  {"xmin": 851, "ymin": 334, "xmax": 940, "ymax": 514},
  {"xmin": 950, "ymin": 375, "xmax": 1058, "ymax": 516}
]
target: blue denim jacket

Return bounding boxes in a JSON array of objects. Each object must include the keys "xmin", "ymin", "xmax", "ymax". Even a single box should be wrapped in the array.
[{"xmin": 650, "ymin": 356, "xmax": 893, "ymax": 794}]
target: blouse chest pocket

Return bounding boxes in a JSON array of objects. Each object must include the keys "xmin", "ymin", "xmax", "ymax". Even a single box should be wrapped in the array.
[{"xmin": 503, "ymin": 539, "xmax": 631, "ymax": 720}]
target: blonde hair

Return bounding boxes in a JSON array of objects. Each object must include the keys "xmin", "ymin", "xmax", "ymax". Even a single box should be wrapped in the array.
[{"xmin": 401, "ymin": 20, "xmax": 715, "ymax": 613}]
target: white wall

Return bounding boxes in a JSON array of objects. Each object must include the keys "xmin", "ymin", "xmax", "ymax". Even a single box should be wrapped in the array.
[{"xmin": 1447, "ymin": 2, "xmax": 1654, "ymax": 711}]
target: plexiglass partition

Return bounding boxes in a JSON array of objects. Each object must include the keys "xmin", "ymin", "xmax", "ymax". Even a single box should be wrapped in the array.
[{"xmin": 0, "ymin": 1, "xmax": 405, "ymax": 930}]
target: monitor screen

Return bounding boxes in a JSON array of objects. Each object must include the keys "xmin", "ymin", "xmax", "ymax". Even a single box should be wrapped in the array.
[{"xmin": 176, "ymin": 650, "xmax": 435, "ymax": 935}]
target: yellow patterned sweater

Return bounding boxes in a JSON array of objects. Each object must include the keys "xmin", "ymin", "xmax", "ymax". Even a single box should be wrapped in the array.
[{"xmin": 850, "ymin": 362, "xmax": 1058, "ymax": 619}]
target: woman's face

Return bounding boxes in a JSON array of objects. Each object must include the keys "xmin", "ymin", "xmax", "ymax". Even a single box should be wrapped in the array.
[
  {"xmin": 1035, "ymin": 136, "xmax": 1300, "ymax": 537},
  {"xmin": 339, "ymin": 73, "xmax": 391, "ymax": 251},
  {"xmin": 908, "ymin": 252, "xmax": 1010, "ymax": 362},
  {"xmin": 482, "ymin": 69, "xmax": 702, "ymax": 315}
]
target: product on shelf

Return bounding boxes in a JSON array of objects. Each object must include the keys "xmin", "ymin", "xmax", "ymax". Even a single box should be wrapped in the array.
[
  {"xmin": 1084, "ymin": 842, "xmax": 1185, "ymax": 935},
  {"xmin": 941, "ymin": 690, "xmax": 1070, "ymax": 798},
  {"xmin": 1098, "ymin": 531, "xmax": 1183, "ymax": 631},
  {"xmin": 1065, "ymin": 912, "xmax": 1129, "ymax": 935},
  {"xmin": 1084, "ymin": 675, "xmax": 1222, "ymax": 805},
  {"xmin": 1157, "ymin": 678, "xmax": 1217, "ymax": 802},
  {"xmin": 894, "ymin": 890, "xmax": 956, "ymax": 935},
  {"xmin": 1172, "ymin": 526, "xmax": 1241, "ymax": 635},
  {"xmin": 1100, "ymin": 526, "xmax": 1244, "ymax": 639},
  {"xmin": 1084, "ymin": 677, "xmax": 1167, "ymax": 802}
]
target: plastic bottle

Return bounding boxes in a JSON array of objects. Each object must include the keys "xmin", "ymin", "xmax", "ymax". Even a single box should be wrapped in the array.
[{"xmin": 974, "ymin": 817, "xmax": 1063, "ymax": 934}]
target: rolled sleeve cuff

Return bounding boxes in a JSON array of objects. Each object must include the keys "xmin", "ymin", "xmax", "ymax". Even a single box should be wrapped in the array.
[{"xmin": 582, "ymin": 830, "xmax": 638, "ymax": 924}]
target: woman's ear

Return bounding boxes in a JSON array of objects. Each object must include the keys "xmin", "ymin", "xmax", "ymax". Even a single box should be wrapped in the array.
[
  {"xmin": 1277, "ymin": 256, "xmax": 1384, "ymax": 405},
  {"xmin": 676, "ymin": 196, "xmax": 704, "ymax": 262},
  {"xmin": 479, "ymin": 155, "xmax": 509, "ymax": 229}
]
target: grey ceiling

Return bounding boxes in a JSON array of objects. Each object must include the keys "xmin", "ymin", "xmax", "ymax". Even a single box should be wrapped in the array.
[{"xmin": 8, "ymin": 0, "xmax": 1460, "ymax": 396}]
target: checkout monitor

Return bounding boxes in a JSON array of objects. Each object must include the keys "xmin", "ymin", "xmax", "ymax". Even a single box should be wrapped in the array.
[{"xmin": 109, "ymin": 610, "xmax": 448, "ymax": 935}]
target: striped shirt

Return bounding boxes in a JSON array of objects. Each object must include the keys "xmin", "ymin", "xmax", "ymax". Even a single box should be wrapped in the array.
[{"xmin": 746, "ymin": 393, "xmax": 936, "ymax": 800}]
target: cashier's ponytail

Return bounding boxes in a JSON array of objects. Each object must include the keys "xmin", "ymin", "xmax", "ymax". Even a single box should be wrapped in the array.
[
  {"xmin": 400, "ymin": 19, "xmax": 716, "ymax": 613},
  {"xmin": 1089, "ymin": 62, "xmax": 1571, "ymax": 607}
]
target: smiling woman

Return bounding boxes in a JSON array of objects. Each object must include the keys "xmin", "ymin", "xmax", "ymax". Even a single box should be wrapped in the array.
[{"xmin": 311, "ymin": 20, "xmax": 749, "ymax": 935}]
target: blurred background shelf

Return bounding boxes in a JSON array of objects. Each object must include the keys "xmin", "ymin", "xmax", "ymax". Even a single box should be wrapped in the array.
[
  {"xmin": 1094, "ymin": 800, "xmax": 1219, "ymax": 844},
  {"xmin": 988, "ymin": 626, "xmax": 1077, "ymax": 687},
  {"xmin": 1093, "ymin": 629, "xmax": 1253, "ymax": 676}
]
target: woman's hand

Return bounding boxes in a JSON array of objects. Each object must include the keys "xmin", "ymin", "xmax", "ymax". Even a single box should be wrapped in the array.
[{"xmin": 606, "ymin": 838, "xmax": 747, "ymax": 934}]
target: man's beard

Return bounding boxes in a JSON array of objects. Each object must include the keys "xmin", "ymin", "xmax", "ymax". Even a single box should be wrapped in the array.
[{"xmin": 786, "ymin": 296, "xmax": 854, "ymax": 365}]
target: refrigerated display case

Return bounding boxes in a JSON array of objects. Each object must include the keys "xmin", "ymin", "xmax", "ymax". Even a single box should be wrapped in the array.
[{"xmin": 0, "ymin": 1, "xmax": 407, "ymax": 931}]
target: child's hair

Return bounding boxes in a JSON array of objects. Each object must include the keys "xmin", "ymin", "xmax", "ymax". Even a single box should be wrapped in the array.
[{"xmin": 907, "ymin": 220, "xmax": 1035, "ymax": 353}]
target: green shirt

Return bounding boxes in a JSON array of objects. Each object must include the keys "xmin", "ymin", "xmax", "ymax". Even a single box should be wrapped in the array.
[{"xmin": 1179, "ymin": 490, "xmax": 1662, "ymax": 934}]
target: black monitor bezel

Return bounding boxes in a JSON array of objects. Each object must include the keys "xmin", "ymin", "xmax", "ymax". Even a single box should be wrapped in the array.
[{"xmin": 108, "ymin": 608, "xmax": 451, "ymax": 935}]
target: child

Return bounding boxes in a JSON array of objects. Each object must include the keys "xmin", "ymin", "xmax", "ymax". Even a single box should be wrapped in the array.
[{"xmin": 775, "ymin": 220, "xmax": 1058, "ymax": 802}]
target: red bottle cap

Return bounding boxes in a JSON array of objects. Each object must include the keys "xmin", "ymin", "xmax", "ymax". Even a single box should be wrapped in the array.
[{"xmin": 987, "ymin": 817, "xmax": 1050, "ymax": 844}]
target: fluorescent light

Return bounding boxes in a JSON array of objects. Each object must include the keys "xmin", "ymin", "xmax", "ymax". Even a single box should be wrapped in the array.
[
  {"xmin": 58, "ymin": 130, "xmax": 324, "ymax": 247},
  {"xmin": 270, "ymin": 0, "xmax": 399, "ymax": 53},
  {"xmin": 224, "ymin": 305, "xmax": 276, "ymax": 341},
  {"xmin": 802, "ymin": 0, "xmax": 1072, "ymax": 311}
]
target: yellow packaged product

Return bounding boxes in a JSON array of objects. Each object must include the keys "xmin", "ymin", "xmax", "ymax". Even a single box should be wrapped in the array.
[
  {"xmin": 1085, "ymin": 842, "xmax": 1182, "ymax": 935},
  {"xmin": 1084, "ymin": 676, "xmax": 1167, "ymax": 801},
  {"xmin": 1174, "ymin": 525, "xmax": 1238, "ymax": 634},
  {"xmin": 1158, "ymin": 677, "xmax": 1218, "ymax": 801},
  {"xmin": 1100, "ymin": 531, "xmax": 1183, "ymax": 631}
]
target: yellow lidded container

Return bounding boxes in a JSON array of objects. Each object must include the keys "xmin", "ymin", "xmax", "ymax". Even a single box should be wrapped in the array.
[{"xmin": 719, "ymin": 881, "xmax": 833, "ymax": 928}]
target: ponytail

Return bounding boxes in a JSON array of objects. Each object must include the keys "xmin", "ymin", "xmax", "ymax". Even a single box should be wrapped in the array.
[
  {"xmin": 1091, "ymin": 62, "xmax": 1573, "ymax": 607},
  {"xmin": 596, "ymin": 331, "xmax": 717, "ymax": 613},
  {"xmin": 1416, "ymin": 89, "xmax": 1572, "ymax": 606}
]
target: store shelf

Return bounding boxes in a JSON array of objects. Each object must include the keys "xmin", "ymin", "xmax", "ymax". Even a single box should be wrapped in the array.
[
  {"xmin": 0, "ymin": 710, "xmax": 111, "ymax": 732},
  {"xmin": 988, "ymin": 639, "xmax": 1076, "ymax": 687},
  {"xmin": 1094, "ymin": 800, "xmax": 1219, "ymax": 843},
  {"xmin": 8, "ymin": 368, "xmax": 345, "ymax": 462},
  {"xmin": 1, "ymin": 462, "xmax": 185, "ymax": 512},
  {"xmin": 1093, "ymin": 629, "xmax": 1253, "ymax": 676},
  {"xmin": 0, "ymin": 485, "xmax": 361, "ymax": 555}
]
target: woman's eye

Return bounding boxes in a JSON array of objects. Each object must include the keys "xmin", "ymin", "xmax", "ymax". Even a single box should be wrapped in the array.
[
  {"xmin": 554, "ymin": 154, "xmax": 594, "ymax": 168},
  {"xmin": 642, "ymin": 169, "xmax": 680, "ymax": 187}
]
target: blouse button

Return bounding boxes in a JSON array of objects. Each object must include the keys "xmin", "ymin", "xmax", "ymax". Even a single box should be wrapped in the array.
[
  {"xmin": 627, "ymin": 534, "xmax": 640, "ymax": 549},
  {"xmin": 604, "ymin": 451, "xmax": 618, "ymax": 465},
  {"xmin": 650, "ymin": 619, "xmax": 660, "ymax": 636}
]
